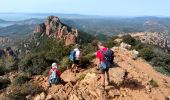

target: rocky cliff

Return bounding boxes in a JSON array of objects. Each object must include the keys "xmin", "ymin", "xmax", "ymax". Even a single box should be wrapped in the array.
[
  {"xmin": 36, "ymin": 16, "xmax": 79, "ymax": 45},
  {"xmin": 130, "ymin": 32, "xmax": 170, "ymax": 52}
]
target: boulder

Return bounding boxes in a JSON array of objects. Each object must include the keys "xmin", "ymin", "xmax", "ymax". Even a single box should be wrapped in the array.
[
  {"xmin": 114, "ymin": 38, "xmax": 122, "ymax": 43},
  {"xmin": 81, "ymin": 73, "xmax": 98, "ymax": 85},
  {"xmin": 34, "ymin": 92, "xmax": 46, "ymax": 100},
  {"xmin": 69, "ymin": 94, "xmax": 80, "ymax": 100},
  {"xmin": 131, "ymin": 50, "xmax": 139, "ymax": 60},
  {"xmin": 120, "ymin": 42, "xmax": 131, "ymax": 50},
  {"xmin": 109, "ymin": 67, "xmax": 126, "ymax": 85},
  {"xmin": 60, "ymin": 70, "xmax": 78, "ymax": 82}
]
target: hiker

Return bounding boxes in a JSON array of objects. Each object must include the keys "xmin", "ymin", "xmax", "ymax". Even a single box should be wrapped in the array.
[
  {"xmin": 48, "ymin": 63, "xmax": 61, "ymax": 87},
  {"xmin": 69, "ymin": 44, "xmax": 80, "ymax": 73},
  {"xmin": 96, "ymin": 41, "xmax": 114, "ymax": 90}
]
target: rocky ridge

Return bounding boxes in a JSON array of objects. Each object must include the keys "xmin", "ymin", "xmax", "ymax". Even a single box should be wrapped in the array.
[{"xmin": 26, "ymin": 42, "xmax": 170, "ymax": 100}]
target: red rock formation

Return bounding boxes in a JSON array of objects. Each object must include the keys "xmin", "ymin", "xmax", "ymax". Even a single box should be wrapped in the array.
[
  {"xmin": 65, "ymin": 33, "xmax": 76, "ymax": 45},
  {"xmin": 36, "ymin": 25, "xmax": 41, "ymax": 33},
  {"xmin": 46, "ymin": 25, "xmax": 51, "ymax": 36},
  {"xmin": 35, "ymin": 16, "xmax": 79, "ymax": 45}
]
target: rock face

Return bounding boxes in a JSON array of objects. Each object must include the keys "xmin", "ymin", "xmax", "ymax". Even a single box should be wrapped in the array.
[
  {"xmin": 0, "ymin": 36, "xmax": 11, "ymax": 47},
  {"xmin": 0, "ymin": 47, "xmax": 16, "ymax": 58},
  {"xmin": 36, "ymin": 16, "xmax": 79, "ymax": 45},
  {"xmin": 130, "ymin": 32, "xmax": 170, "ymax": 52}
]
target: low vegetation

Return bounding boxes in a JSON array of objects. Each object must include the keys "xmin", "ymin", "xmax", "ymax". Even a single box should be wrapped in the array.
[
  {"xmin": 6, "ymin": 82, "xmax": 43, "ymax": 100},
  {"xmin": 13, "ymin": 74, "xmax": 31, "ymax": 85},
  {"xmin": 0, "ymin": 66, "xmax": 7, "ymax": 76},
  {"xmin": 122, "ymin": 35, "xmax": 170, "ymax": 76},
  {"xmin": 149, "ymin": 79, "xmax": 159, "ymax": 88},
  {"xmin": 0, "ymin": 78, "xmax": 11, "ymax": 90},
  {"xmin": 79, "ymin": 73, "xmax": 86, "ymax": 80}
]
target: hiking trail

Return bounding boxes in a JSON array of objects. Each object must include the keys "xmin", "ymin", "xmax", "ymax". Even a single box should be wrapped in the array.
[{"xmin": 30, "ymin": 45, "xmax": 170, "ymax": 100}]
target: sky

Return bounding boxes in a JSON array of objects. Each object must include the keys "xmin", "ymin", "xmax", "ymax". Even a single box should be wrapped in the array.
[{"xmin": 0, "ymin": 0, "xmax": 170, "ymax": 16}]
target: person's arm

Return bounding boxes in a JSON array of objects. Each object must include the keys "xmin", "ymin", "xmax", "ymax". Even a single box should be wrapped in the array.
[
  {"xmin": 96, "ymin": 51, "xmax": 101, "ymax": 69},
  {"xmin": 56, "ymin": 70, "xmax": 61, "ymax": 76},
  {"xmin": 97, "ymin": 58, "xmax": 101, "ymax": 69}
]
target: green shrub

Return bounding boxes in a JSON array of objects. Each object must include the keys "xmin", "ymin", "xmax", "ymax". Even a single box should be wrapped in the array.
[
  {"xmin": 0, "ymin": 66, "xmax": 7, "ymax": 75},
  {"xmin": 149, "ymin": 79, "xmax": 158, "ymax": 88},
  {"xmin": 13, "ymin": 74, "xmax": 31, "ymax": 85},
  {"xmin": 6, "ymin": 57, "xmax": 19, "ymax": 71},
  {"xmin": 58, "ymin": 57, "xmax": 72, "ymax": 72},
  {"xmin": 0, "ymin": 78, "xmax": 10, "ymax": 89},
  {"xmin": 18, "ymin": 53, "xmax": 48, "ymax": 75},
  {"xmin": 122, "ymin": 35, "xmax": 138, "ymax": 46},
  {"xmin": 81, "ymin": 41, "xmax": 98, "ymax": 55},
  {"xmin": 79, "ymin": 53, "xmax": 95, "ymax": 68},
  {"xmin": 154, "ymin": 67, "xmax": 170, "ymax": 76},
  {"xmin": 43, "ymin": 68, "xmax": 50, "ymax": 76},
  {"xmin": 139, "ymin": 48, "xmax": 155, "ymax": 61},
  {"xmin": 133, "ymin": 43, "xmax": 145, "ymax": 50},
  {"xmin": 104, "ymin": 36, "xmax": 119, "ymax": 48},
  {"xmin": 6, "ymin": 82, "xmax": 43, "ymax": 100},
  {"xmin": 79, "ymin": 74, "xmax": 86, "ymax": 80}
]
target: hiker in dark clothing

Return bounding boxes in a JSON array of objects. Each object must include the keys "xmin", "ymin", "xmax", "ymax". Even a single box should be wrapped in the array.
[
  {"xmin": 96, "ymin": 42, "xmax": 114, "ymax": 90},
  {"xmin": 70, "ymin": 45, "xmax": 80, "ymax": 73}
]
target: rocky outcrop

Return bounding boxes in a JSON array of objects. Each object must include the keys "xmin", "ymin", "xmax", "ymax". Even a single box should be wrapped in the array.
[
  {"xmin": 0, "ymin": 37, "xmax": 11, "ymax": 46},
  {"xmin": 130, "ymin": 32, "xmax": 170, "ymax": 52},
  {"xmin": 0, "ymin": 47, "xmax": 16, "ymax": 58},
  {"xmin": 35, "ymin": 16, "xmax": 79, "ymax": 45}
]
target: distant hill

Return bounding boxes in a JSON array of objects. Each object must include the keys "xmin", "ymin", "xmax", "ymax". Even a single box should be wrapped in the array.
[
  {"xmin": 1, "ymin": 16, "xmax": 170, "ymax": 47},
  {"xmin": 0, "ymin": 24, "xmax": 36, "ymax": 39},
  {"xmin": 0, "ymin": 18, "xmax": 44, "ymax": 40},
  {"xmin": 62, "ymin": 17, "xmax": 170, "ymax": 36}
]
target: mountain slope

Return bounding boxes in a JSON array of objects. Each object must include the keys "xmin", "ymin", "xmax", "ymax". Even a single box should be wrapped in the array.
[{"xmin": 28, "ymin": 44, "xmax": 170, "ymax": 100}]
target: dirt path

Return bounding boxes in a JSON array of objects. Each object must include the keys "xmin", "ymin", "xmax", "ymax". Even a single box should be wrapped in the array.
[{"xmin": 114, "ymin": 47, "xmax": 170, "ymax": 100}]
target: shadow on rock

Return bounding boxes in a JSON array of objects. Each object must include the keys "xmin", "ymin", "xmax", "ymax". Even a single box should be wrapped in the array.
[{"xmin": 108, "ymin": 77, "xmax": 145, "ymax": 91}]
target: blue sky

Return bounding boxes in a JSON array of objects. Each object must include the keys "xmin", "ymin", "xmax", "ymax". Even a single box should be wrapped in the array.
[{"xmin": 0, "ymin": 0, "xmax": 170, "ymax": 16}]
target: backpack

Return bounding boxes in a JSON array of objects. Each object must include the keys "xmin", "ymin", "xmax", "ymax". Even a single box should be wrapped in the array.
[
  {"xmin": 69, "ymin": 50, "xmax": 76, "ymax": 61},
  {"xmin": 49, "ymin": 69, "xmax": 60, "ymax": 84},
  {"xmin": 100, "ymin": 49, "xmax": 114, "ymax": 68}
]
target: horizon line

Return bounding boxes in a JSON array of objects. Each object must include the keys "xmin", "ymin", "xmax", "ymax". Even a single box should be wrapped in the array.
[{"xmin": 0, "ymin": 12, "xmax": 170, "ymax": 18}]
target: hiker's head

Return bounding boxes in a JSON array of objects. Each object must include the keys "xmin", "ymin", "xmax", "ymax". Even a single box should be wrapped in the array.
[
  {"xmin": 52, "ymin": 63, "xmax": 57, "ymax": 69},
  {"xmin": 97, "ymin": 41, "xmax": 105, "ymax": 49}
]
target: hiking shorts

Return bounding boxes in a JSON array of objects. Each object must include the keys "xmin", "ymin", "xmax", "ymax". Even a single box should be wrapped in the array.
[
  {"xmin": 73, "ymin": 60, "xmax": 79, "ymax": 65},
  {"xmin": 99, "ymin": 68, "xmax": 109, "ymax": 74}
]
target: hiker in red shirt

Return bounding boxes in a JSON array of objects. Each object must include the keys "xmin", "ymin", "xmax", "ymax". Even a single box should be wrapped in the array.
[
  {"xmin": 48, "ymin": 63, "xmax": 61, "ymax": 87},
  {"xmin": 96, "ymin": 41, "xmax": 113, "ymax": 90}
]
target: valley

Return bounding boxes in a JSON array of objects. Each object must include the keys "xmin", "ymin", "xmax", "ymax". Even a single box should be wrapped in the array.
[{"xmin": 0, "ymin": 15, "xmax": 170, "ymax": 100}]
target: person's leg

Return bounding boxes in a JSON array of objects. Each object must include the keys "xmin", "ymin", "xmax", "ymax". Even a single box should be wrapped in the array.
[
  {"xmin": 101, "ymin": 73, "xmax": 105, "ymax": 89},
  {"xmin": 71, "ymin": 63, "xmax": 75, "ymax": 72},
  {"xmin": 106, "ymin": 70, "xmax": 110, "ymax": 84},
  {"xmin": 74, "ymin": 64, "xmax": 77, "ymax": 74},
  {"xmin": 48, "ymin": 79, "xmax": 52, "ymax": 87}
]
